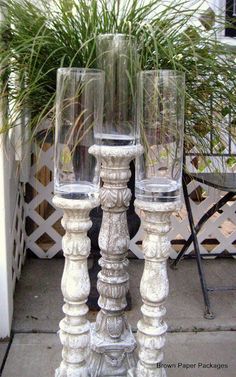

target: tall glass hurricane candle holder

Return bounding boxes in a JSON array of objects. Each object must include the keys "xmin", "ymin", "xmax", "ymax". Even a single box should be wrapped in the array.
[
  {"xmin": 89, "ymin": 34, "xmax": 142, "ymax": 377},
  {"xmin": 136, "ymin": 70, "xmax": 185, "ymax": 202},
  {"xmin": 128, "ymin": 70, "xmax": 185, "ymax": 377},
  {"xmin": 53, "ymin": 68, "xmax": 104, "ymax": 377},
  {"xmin": 54, "ymin": 68, "xmax": 104, "ymax": 199},
  {"xmin": 95, "ymin": 33, "xmax": 137, "ymax": 146}
]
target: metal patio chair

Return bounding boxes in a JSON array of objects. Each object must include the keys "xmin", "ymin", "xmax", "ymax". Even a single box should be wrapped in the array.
[{"xmin": 171, "ymin": 96, "xmax": 236, "ymax": 319}]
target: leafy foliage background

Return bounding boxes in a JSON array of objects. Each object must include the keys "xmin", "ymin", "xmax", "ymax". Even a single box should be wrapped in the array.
[{"xmin": 1, "ymin": 0, "xmax": 236, "ymax": 167}]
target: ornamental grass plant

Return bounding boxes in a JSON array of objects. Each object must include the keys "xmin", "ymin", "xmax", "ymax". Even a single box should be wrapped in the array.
[{"xmin": 1, "ymin": 0, "xmax": 236, "ymax": 168}]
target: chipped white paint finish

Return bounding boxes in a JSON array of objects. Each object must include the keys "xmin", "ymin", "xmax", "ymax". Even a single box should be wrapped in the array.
[
  {"xmin": 128, "ymin": 199, "xmax": 181, "ymax": 377},
  {"xmin": 89, "ymin": 145, "xmax": 143, "ymax": 377},
  {"xmin": 52, "ymin": 195, "xmax": 99, "ymax": 377}
]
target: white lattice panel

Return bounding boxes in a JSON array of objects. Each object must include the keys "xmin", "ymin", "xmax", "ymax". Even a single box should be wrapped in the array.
[
  {"xmin": 12, "ymin": 183, "xmax": 27, "ymax": 290},
  {"xmin": 130, "ymin": 155, "xmax": 236, "ymax": 259},
  {"xmin": 25, "ymin": 143, "xmax": 63, "ymax": 258},
  {"xmin": 130, "ymin": 184, "xmax": 236, "ymax": 259},
  {"xmin": 26, "ymin": 143, "xmax": 236, "ymax": 259}
]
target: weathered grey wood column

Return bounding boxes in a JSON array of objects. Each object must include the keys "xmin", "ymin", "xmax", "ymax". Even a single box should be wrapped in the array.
[
  {"xmin": 89, "ymin": 145, "xmax": 143, "ymax": 377},
  {"xmin": 128, "ymin": 200, "xmax": 181, "ymax": 377},
  {"xmin": 53, "ymin": 196, "xmax": 99, "ymax": 377}
]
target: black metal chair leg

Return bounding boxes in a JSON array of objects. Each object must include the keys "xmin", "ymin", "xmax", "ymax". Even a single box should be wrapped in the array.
[
  {"xmin": 170, "ymin": 233, "xmax": 194, "ymax": 269},
  {"xmin": 181, "ymin": 178, "xmax": 214, "ymax": 319},
  {"xmin": 171, "ymin": 190, "xmax": 235, "ymax": 270}
]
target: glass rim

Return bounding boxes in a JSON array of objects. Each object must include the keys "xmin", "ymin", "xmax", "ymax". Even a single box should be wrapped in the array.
[
  {"xmin": 96, "ymin": 33, "xmax": 136, "ymax": 40},
  {"xmin": 138, "ymin": 69, "xmax": 185, "ymax": 78},
  {"xmin": 57, "ymin": 67, "xmax": 104, "ymax": 75}
]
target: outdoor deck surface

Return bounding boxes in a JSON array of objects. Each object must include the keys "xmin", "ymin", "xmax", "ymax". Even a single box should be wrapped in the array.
[{"xmin": 1, "ymin": 257, "xmax": 236, "ymax": 376}]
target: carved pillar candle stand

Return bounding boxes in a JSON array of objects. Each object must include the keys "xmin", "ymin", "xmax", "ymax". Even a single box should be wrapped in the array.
[
  {"xmin": 89, "ymin": 145, "xmax": 143, "ymax": 376},
  {"xmin": 53, "ymin": 68, "xmax": 104, "ymax": 376},
  {"xmin": 127, "ymin": 200, "xmax": 181, "ymax": 377},
  {"xmin": 89, "ymin": 33, "xmax": 139, "ymax": 376},
  {"xmin": 128, "ymin": 70, "xmax": 185, "ymax": 377},
  {"xmin": 53, "ymin": 196, "xmax": 99, "ymax": 377}
]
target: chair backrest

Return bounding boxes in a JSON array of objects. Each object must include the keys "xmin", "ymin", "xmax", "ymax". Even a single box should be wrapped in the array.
[{"xmin": 185, "ymin": 90, "xmax": 236, "ymax": 174}]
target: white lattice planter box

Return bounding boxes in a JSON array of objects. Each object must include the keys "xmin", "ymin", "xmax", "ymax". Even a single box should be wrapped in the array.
[{"xmin": 0, "ymin": 145, "xmax": 26, "ymax": 338}]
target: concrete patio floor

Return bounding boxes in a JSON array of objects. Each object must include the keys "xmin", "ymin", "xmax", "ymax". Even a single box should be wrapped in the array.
[{"xmin": 1, "ymin": 257, "xmax": 236, "ymax": 376}]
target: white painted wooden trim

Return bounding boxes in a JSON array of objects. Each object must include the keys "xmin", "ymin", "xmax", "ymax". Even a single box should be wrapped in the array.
[
  {"xmin": 0, "ymin": 135, "xmax": 13, "ymax": 339},
  {"xmin": 0, "ymin": 5, "xmax": 12, "ymax": 339},
  {"xmin": 19, "ymin": 109, "xmax": 31, "ymax": 183},
  {"xmin": 12, "ymin": 75, "xmax": 31, "ymax": 182},
  {"xmin": 212, "ymin": 0, "xmax": 236, "ymax": 45}
]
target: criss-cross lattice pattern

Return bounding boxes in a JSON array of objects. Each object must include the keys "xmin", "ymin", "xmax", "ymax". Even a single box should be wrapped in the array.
[
  {"xmin": 130, "ymin": 180, "xmax": 236, "ymax": 259},
  {"xmin": 25, "ymin": 142, "xmax": 63, "ymax": 258},
  {"xmin": 25, "ymin": 143, "xmax": 236, "ymax": 259},
  {"xmin": 12, "ymin": 183, "xmax": 27, "ymax": 290},
  {"xmin": 130, "ymin": 153, "xmax": 236, "ymax": 259}
]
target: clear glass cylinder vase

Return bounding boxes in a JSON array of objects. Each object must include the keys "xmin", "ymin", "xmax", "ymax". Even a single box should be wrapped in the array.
[
  {"xmin": 54, "ymin": 68, "xmax": 104, "ymax": 199},
  {"xmin": 96, "ymin": 33, "xmax": 137, "ymax": 146},
  {"xmin": 135, "ymin": 70, "xmax": 185, "ymax": 202}
]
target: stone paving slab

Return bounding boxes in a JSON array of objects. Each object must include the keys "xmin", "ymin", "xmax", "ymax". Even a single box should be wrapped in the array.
[
  {"xmin": 2, "ymin": 332, "xmax": 236, "ymax": 377},
  {"xmin": 12, "ymin": 258, "xmax": 236, "ymax": 333},
  {"xmin": 2, "ymin": 334, "xmax": 60, "ymax": 377},
  {"xmin": 165, "ymin": 331, "xmax": 236, "ymax": 377},
  {"xmin": 0, "ymin": 341, "xmax": 9, "ymax": 370}
]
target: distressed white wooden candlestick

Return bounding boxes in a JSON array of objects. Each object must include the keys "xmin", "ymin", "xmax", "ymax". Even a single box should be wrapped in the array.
[
  {"xmin": 89, "ymin": 145, "xmax": 143, "ymax": 377},
  {"xmin": 53, "ymin": 195, "xmax": 99, "ymax": 377},
  {"xmin": 128, "ymin": 199, "xmax": 181, "ymax": 377}
]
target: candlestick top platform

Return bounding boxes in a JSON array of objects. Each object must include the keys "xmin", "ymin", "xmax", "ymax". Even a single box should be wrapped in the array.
[
  {"xmin": 53, "ymin": 195, "xmax": 100, "ymax": 210},
  {"xmin": 89, "ymin": 144, "xmax": 143, "ymax": 159},
  {"xmin": 135, "ymin": 198, "xmax": 182, "ymax": 212}
]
